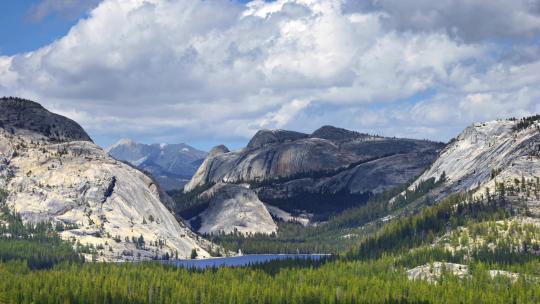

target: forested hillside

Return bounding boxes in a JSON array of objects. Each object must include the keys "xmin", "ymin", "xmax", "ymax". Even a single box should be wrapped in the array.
[
  {"xmin": 1, "ymin": 116, "xmax": 539, "ymax": 303},
  {"xmin": 179, "ymin": 126, "xmax": 443, "ymax": 235},
  {"xmin": 1, "ymin": 235, "xmax": 539, "ymax": 303},
  {"xmin": 208, "ymin": 176, "xmax": 445, "ymax": 253},
  {"xmin": 0, "ymin": 190, "xmax": 84, "ymax": 269},
  {"xmin": 2, "ymin": 170, "xmax": 539, "ymax": 303}
]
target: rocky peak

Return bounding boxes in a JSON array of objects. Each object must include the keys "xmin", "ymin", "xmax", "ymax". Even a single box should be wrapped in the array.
[
  {"xmin": 107, "ymin": 138, "xmax": 136, "ymax": 151},
  {"xmin": 410, "ymin": 117, "xmax": 540, "ymax": 197},
  {"xmin": 310, "ymin": 125, "xmax": 370, "ymax": 142},
  {"xmin": 208, "ymin": 145, "xmax": 230, "ymax": 157},
  {"xmin": 0, "ymin": 98, "xmax": 220, "ymax": 261},
  {"xmin": 247, "ymin": 129, "xmax": 308, "ymax": 149},
  {"xmin": 183, "ymin": 124, "xmax": 442, "ymax": 234},
  {"xmin": 107, "ymin": 139, "xmax": 207, "ymax": 191},
  {"xmin": 0, "ymin": 97, "xmax": 92, "ymax": 142}
]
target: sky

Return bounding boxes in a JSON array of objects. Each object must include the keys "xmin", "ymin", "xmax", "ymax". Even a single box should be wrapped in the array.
[{"xmin": 1, "ymin": 0, "xmax": 540, "ymax": 151}]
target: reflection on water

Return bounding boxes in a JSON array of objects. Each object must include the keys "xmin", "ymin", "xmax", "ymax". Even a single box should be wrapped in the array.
[{"xmin": 163, "ymin": 254, "xmax": 331, "ymax": 269}]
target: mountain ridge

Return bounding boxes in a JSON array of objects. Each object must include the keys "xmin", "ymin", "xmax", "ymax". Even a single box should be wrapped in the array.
[
  {"xmin": 179, "ymin": 125, "xmax": 443, "ymax": 235},
  {"xmin": 410, "ymin": 117, "xmax": 540, "ymax": 204},
  {"xmin": 0, "ymin": 97, "xmax": 92, "ymax": 142},
  {"xmin": 107, "ymin": 139, "xmax": 206, "ymax": 191},
  {"xmin": 0, "ymin": 97, "xmax": 220, "ymax": 261}
]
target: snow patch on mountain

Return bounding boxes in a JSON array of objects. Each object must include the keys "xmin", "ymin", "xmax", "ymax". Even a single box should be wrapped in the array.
[{"xmin": 107, "ymin": 139, "xmax": 206, "ymax": 191}]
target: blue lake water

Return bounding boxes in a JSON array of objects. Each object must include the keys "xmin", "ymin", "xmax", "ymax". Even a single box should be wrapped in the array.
[{"xmin": 163, "ymin": 254, "xmax": 331, "ymax": 269}]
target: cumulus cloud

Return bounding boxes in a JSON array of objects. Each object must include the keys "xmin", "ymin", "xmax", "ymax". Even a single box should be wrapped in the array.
[
  {"xmin": 352, "ymin": 0, "xmax": 540, "ymax": 42},
  {"xmin": 257, "ymin": 98, "xmax": 312, "ymax": 128},
  {"xmin": 1, "ymin": 0, "xmax": 539, "ymax": 148},
  {"xmin": 27, "ymin": 0, "xmax": 102, "ymax": 22}
]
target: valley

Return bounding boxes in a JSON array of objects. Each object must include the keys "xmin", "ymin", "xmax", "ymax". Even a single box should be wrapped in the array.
[
  {"xmin": 3, "ymin": 0, "xmax": 540, "ymax": 302},
  {"xmin": 1, "ymin": 97, "xmax": 539, "ymax": 303}
]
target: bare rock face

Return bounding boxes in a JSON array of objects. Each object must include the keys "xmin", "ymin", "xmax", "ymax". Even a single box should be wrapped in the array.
[
  {"xmin": 182, "ymin": 126, "xmax": 443, "ymax": 234},
  {"xmin": 256, "ymin": 150, "xmax": 437, "ymax": 200},
  {"xmin": 407, "ymin": 262, "xmax": 470, "ymax": 283},
  {"xmin": 208, "ymin": 145, "xmax": 230, "ymax": 157},
  {"xmin": 310, "ymin": 125, "xmax": 370, "ymax": 143},
  {"xmin": 407, "ymin": 262, "xmax": 521, "ymax": 284},
  {"xmin": 193, "ymin": 183, "xmax": 277, "ymax": 235},
  {"xmin": 0, "ymin": 97, "xmax": 92, "ymax": 142},
  {"xmin": 0, "ymin": 98, "xmax": 219, "ymax": 261},
  {"xmin": 186, "ymin": 131, "xmax": 442, "ymax": 194},
  {"xmin": 410, "ymin": 118, "xmax": 540, "ymax": 205},
  {"xmin": 247, "ymin": 129, "xmax": 308, "ymax": 149}
]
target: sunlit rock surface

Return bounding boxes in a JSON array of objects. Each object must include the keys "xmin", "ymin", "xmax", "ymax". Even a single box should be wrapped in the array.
[
  {"xmin": 193, "ymin": 183, "xmax": 277, "ymax": 235},
  {"xmin": 0, "ymin": 98, "xmax": 218, "ymax": 261},
  {"xmin": 184, "ymin": 125, "xmax": 442, "ymax": 235},
  {"xmin": 410, "ymin": 119, "xmax": 540, "ymax": 209}
]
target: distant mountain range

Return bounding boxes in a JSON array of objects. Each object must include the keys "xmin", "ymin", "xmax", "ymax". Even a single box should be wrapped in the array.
[{"xmin": 107, "ymin": 139, "xmax": 206, "ymax": 191}]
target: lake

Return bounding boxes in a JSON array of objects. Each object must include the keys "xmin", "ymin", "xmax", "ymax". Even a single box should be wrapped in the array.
[{"xmin": 163, "ymin": 254, "xmax": 331, "ymax": 269}]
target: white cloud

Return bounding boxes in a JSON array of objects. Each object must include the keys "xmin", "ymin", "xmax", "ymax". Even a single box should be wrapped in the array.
[
  {"xmin": 0, "ymin": 57, "xmax": 18, "ymax": 90},
  {"xmin": 257, "ymin": 98, "xmax": 312, "ymax": 128},
  {"xmin": 27, "ymin": 0, "xmax": 102, "ymax": 22},
  {"xmin": 356, "ymin": 0, "xmax": 540, "ymax": 42},
  {"xmin": 1, "ymin": 0, "xmax": 539, "ymax": 147}
]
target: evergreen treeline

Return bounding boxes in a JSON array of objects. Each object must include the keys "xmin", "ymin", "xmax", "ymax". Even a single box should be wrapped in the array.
[
  {"xmin": 260, "ymin": 190, "xmax": 373, "ymax": 216},
  {"xmin": 3, "ymin": 166, "xmax": 540, "ymax": 303},
  {"xmin": 169, "ymin": 183, "xmax": 215, "ymax": 219},
  {"xmin": 0, "ymin": 238, "xmax": 83, "ymax": 269},
  {"xmin": 1, "ymin": 255, "xmax": 539, "ymax": 303},
  {"xmin": 512, "ymin": 114, "xmax": 540, "ymax": 131},
  {"xmin": 348, "ymin": 193, "xmax": 510, "ymax": 259},
  {"xmin": 0, "ymin": 205, "xmax": 84, "ymax": 269},
  {"xmin": 210, "ymin": 176, "xmax": 445, "ymax": 254},
  {"xmin": 171, "ymin": 149, "xmax": 430, "ymax": 217}
]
